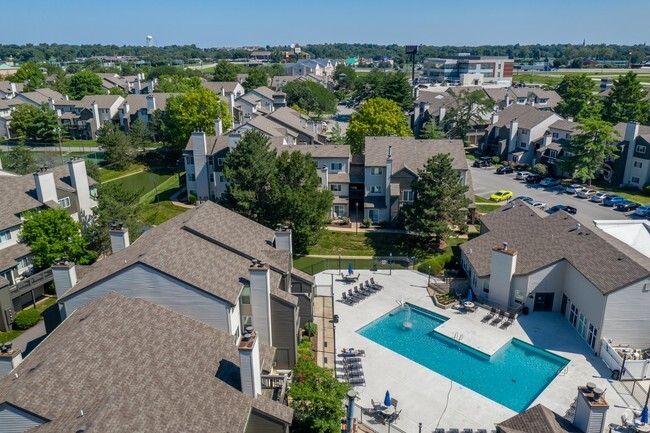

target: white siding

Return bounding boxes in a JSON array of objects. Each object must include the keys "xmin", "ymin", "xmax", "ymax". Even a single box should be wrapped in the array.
[
  {"xmin": 62, "ymin": 263, "xmax": 232, "ymax": 332},
  {"xmin": 563, "ymin": 264, "xmax": 607, "ymax": 351},
  {"xmin": 524, "ymin": 262, "xmax": 566, "ymax": 312},
  {"xmin": 0, "ymin": 225, "xmax": 22, "ymax": 252},
  {"xmin": 601, "ymin": 277, "xmax": 650, "ymax": 348},
  {"xmin": 0, "ymin": 403, "xmax": 46, "ymax": 433}
]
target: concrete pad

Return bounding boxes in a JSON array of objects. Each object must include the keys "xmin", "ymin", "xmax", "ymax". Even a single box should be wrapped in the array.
[{"xmin": 434, "ymin": 313, "xmax": 513, "ymax": 356}]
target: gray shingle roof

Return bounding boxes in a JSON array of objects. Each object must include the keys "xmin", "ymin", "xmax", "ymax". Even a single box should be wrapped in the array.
[
  {"xmin": 123, "ymin": 93, "xmax": 175, "ymax": 112},
  {"xmin": 549, "ymin": 119, "xmax": 579, "ymax": 132},
  {"xmin": 0, "ymin": 292, "xmax": 292, "ymax": 433},
  {"xmin": 267, "ymin": 107, "xmax": 317, "ymax": 140},
  {"xmin": 78, "ymin": 95, "xmax": 124, "ymax": 110},
  {"xmin": 0, "ymin": 243, "xmax": 31, "ymax": 272},
  {"xmin": 61, "ymin": 202, "xmax": 297, "ymax": 305},
  {"xmin": 491, "ymin": 104, "xmax": 558, "ymax": 130},
  {"xmin": 460, "ymin": 202, "xmax": 650, "ymax": 294},
  {"xmin": 201, "ymin": 81, "xmax": 242, "ymax": 95},
  {"xmin": 497, "ymin": 404, "xmax": 580, "ymax": 433},
  {"xmin": 364, "ymin": 137, "xmax": 467, "ymax": 172}
]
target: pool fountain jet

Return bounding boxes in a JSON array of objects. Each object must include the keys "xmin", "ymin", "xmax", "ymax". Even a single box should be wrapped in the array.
[{"xmin": 402, "ymin": 303, "xmax": 412, "ymax": 329}]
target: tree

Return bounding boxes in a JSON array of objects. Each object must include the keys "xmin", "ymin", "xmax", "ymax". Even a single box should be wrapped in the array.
[
  {"xmin": 288, "ymin": 340, "xmax": 351, "ymax": 433},
  {"xmin": 161, "ymin": 87, "xmax": 233, "ymax": 152},
  {"xmin": 108, "ymin": 86, "xmax": 127, "ymax": 97},
  {"xmin": 20, "ymin": 209, "xmax": 96, "ymax": 269},
  {"xmin": 333, "ymin": 64, "xmax": 357, "ymax": 92},
  {"xmin": 555, "ymin": 74, "xmax": 601, "ymax": 121},
  {"xmin": 284, "ymin": 80, "xmax": 337, "ymax": 116},
  {"xmin": 128, "ymin": 118, "xmax": 153, "ymax": 151},
  {"xmin": 85, "ymin": 182, "xmax": 144, "ymax": 255},
  {"xmin": 402, "ymin": 153, "xmax": 469, "ymax": 245},
  {"xmin": 419, "ymin": 120, "xmax": 446, "ymax": 139},
  {"xmin": 243, "ymin": 68, "xmax": 269, "ymax": 91},
  {"xmin": 354, "ymin": 70, "xmax": 413, "ymax": 110},
  {"xmin": 68, "ymin": 70, "xmax": 104, "ymax": 99},
  {"xmin": 10, "ymin": 104, "xmax": 59, "ymax": 141},
  {"xmin": 9, "ymin": 62, "xmax": 45, "ymax": 87},
  {"xmin": 602, "ymin": 72, "xmax": 650, "ymax": 124},
  {"xmin": 346, "ymin": 97, "xmax": 411, "ymax": 155},
  {"xmin": 445, "ymin": 89, "xmax": 493, "ymax": 141},
  {"xmin": 327, "ymin": 122, "xmax": 345, "ymax": 144},
  {"xmin": 155, "ymin": 75, "xmax": 201, "ymax": 93},
  {"xmin": 1, "ymin": 144, "xmax": 38, "ymax": 174},
  {"xmin": 531, "ymin": 163, "xmax": 548, "ymax": 176},
  {"xmin": 561, "ymin": 118, "xmax": 621, "ymax": 186},
  {"xmin": 213, "ymin": 60, "xmax": 241, "ymax": 82},
  {"xmin": 97, "ymin": 122, "xmax": 136, "ymax": 169}
]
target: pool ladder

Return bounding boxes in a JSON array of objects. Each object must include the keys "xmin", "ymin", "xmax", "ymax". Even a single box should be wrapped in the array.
[{"xmin": 453, "ymin": 332, "xmax": 464, "ymax": 342}]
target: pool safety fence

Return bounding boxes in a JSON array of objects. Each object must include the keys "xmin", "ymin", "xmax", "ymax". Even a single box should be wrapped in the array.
[{"xmin": 295, "ymin": 256, "xmax": 412, "ymax": 276}]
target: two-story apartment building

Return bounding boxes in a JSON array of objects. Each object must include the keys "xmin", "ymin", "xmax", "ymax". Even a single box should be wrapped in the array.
[
  {"xmin": 608, "ymin": 122, "xmax": 650, "ymax": 189},
  {"xmin": 459, "ymin": 201, "xmax": 650, "ymax": 354},
  {"xmin": 483, "ymin": 87, "xmax": 561, "ymax": 111},
  {"xmin": 234, "ymin": 86, "xmax": 282, "ymax": 122},
  {"xmin": 0, "ymin": 159, "xmax": 96, "ymax": 331},
  {"xmin": 284, "ymin": 59, "xmax": 335, "ymax": 77},
  {"xmin": 202, "ymin": 80, "xmax": 246, "ymax": 99},
  {"xmin": 118, "ymin": 93, "xmax": 175, "ymax": 132},
  {"xmin": 56, "ymin": 95, "xmax": 125, "ymax": 139},
  {"xmin": 54, "ymin": 201, "xmax": 314, "ymax": 370},
  {"xmin": 363, "ymin": 136, "xmax": 474, "ymax": 225}
]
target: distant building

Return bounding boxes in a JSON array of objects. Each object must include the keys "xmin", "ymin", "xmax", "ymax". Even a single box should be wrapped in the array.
[{"xmin": 423, "ymin": 55, "xmax": 513, "ymax": 84}]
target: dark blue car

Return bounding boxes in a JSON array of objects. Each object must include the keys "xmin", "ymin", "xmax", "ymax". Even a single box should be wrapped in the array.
[
  {"xmin": 603, "ymin": 195, "xmax": 625, "ymax": 207},
  {"xmin": 546, "ymin": 205, "xmax": 577, "ymax": 215}
]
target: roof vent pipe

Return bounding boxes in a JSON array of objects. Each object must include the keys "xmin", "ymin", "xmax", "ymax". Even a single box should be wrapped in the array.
[
  {"xmin": 576, "ymin": 223, "xmax": 581, "ymax": 231},
  {"xmin": 503, "ymin": 242, "xmax": 508, "ymax": 250}
]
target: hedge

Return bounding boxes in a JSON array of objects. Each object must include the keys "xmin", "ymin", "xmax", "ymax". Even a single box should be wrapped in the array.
[
  {"xmin": 14, "ymin": 309, "xmax": 41, "ymax": 330},
  {"xmin": 304, "ymin": 322, "xmax": 317, "ymax": 337},
  {"xmin": 417, "ymin": 252, "xmax": 456, "ymax": 276}
]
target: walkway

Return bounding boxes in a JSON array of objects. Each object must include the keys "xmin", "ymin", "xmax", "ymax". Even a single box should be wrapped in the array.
[
  {"xmin": 313, "ymin": 295, "xmax": 336, "ymax": 370},
  {"xmin": 169, "ymin": 188, "xmax": 194, "ymax": 209},
  {"xmin": 11, "ymin": 320, "xmax": 46, "ymax": 356}
]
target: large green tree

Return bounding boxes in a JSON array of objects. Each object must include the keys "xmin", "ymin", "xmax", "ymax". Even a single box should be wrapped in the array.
[
  {"xmin": 161, "ymin": 87, "xmax": 233, "ymax": 152},
  {"xmin": 243, "ymin": 68, "xmax": 269, "ymax": 91},
  {"xmin": 555, "ymin": 74, "xmax": 601, "ymax": 121},
  {"xmin": 333, "ymin": 64, "xmax": 357, "ymax": 92},
  {"xmin": 213, "ymin": 60, "xmax": 242, "ymax": 82},
  {"xmin": 20, "ymin": 209, "xmax": 96, "ymax": 269},
  {"xmin": 445, "ymin": 89, "xmax": 493, "ymax": 140},
  {"xmin": 418, "ymin": 120, "xmax": 446, "ymax": 139},
  {"xmin": 155, "ymin": 75, "xmax": 201, "ymax": 93},
  {"xmin": 346, "ymin": 97, "xmax": 411, "ymax": 154},
  {"xmin": 97, "ymin": 122, "xmax": 136, "ymax": 169},
  {"xmin": 284, "ymin": 80, "xmax": 337, "ymax": 116},
  {"xmin": 68, "ymin": 70, "xmax": 104, "ymax": 99},
  {"xmin": 602, "ymin": 72, "xmax": 650, "ymax": 124},
  {"xmin": 10, "ymin": 104, "xmax": 59, "ymax": 141},
  {"xmin": 402, "ymin": 153, "xmax": 469, "ymax": 245},
  {"xmin": 355, "ymin": 70, "xmax": 413, "ymax": 110},
  {"xmin": 9, "ymin": 62, "xmax": 45, "ymax": 91},
  {"xmin": 1, "ymin": 144, "xmax": 38, "ymax": 174},
  {"xmin": 561, "ymin": 118, "xmax": 621, "ymax": 186},
  {"xmin": 128, "ymin": 118, "xmax": 153, "ymax": 151}
]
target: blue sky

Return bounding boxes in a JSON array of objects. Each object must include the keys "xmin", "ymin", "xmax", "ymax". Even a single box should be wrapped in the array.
[{"xmin": 6, "ymin": 0, "xmax": 649, "ymax": 47}]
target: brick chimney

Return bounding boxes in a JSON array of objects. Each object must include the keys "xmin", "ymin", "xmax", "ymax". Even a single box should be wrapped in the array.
[
  {"xmin": 0, "ymin": 345, "xmax": 23, "ymax": 377},
  {"xmin": 52, "ymin": 259, "xmax": 77, "ymax": 299},
  {"xmin": 109, "ymin": 228, "xmax": 130, "ymax": 254},
  {"xmin": 249, "ymin": 261, "xmax": 272, "ymax": 346},
  {"xmin": 238, "ymin": 329, "xmax": 262, "ymax": 397},
  {"xmin": 489, "ymin": 242, "xmax": 517, "ymax": 308},
  {"xmin": 33, "ymin": 167, "xmax": 58, "ymax": 204}
]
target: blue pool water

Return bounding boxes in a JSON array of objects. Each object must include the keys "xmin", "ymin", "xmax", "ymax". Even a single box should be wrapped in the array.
[{"xmin": 357, "ymin": 304, "xmax": 569, "ymax": 412}]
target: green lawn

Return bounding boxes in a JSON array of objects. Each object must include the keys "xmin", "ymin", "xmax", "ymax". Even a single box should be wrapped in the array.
[
  {"xmin": 474, "ymin": 196, "xmax": 493, "ymax": 204},
  {"xmin": 0, "ymin": 330, "xmax": 22, "ymax": 344},
  {"xmin": 109, "ymin": 170, "xmax": 174, "ymax": 195},
  {"xmin": 141, "ymin": 201, "xmax": 188, "ymax": 225},
  {"xmin": 61, "ymin": 139, "xmax": 97, "ymax": 148},
  {"xmin": 308, "ymin": 231, "xmax": 428, "ymax": 257},
  {"xmin": 477, "ymin": 203, "xmax": 501, "ymax": 214},
  {"xmin": 140, "ymin": 173, "xmax": 182, "ymax": 204},
  {"xmin": 99, "ymin": 164, "xmax": 146, "ymax": 182}
]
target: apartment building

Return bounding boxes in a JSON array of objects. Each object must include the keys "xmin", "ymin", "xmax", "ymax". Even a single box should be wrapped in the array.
[{"xmin": 422, "ymin": 55, "xmax": 513, "ymax": 84}]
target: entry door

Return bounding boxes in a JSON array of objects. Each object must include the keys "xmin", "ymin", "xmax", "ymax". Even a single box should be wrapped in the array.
[
  {"xmin": 534, "ymin": 293, "xmax": 554, "ymax": 312},
  {"xmin": 560, "ymin": 294, "xmax": 568, "ymax": 315}
]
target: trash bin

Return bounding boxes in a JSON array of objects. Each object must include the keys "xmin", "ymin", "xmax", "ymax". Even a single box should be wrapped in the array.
[
  {"xmin": 522, "ymin": 306, "xmax": 529, "ymax": 315},
  {"xmin": 611, "ymin": 369, "xmax": 620, "ymax": 380}
]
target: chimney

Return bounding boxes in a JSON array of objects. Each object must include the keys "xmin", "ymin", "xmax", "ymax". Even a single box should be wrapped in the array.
[
  {"xmin": 9, "ymin": 82, "xmax": 16, "ymax": 98},
  {"xmin": 147, "ymin": 79, "xmax": 155, "ymax": 93},
  {"xmin": 67, "ymin": 158, "xmax": 93, "ymax": 215},
  {"xmin": 248, "ymin": 262, "xmax": 272, "ymax": 346},
  {"xmin": 229, "ymin": 93, "xmax": 235, "ymax": 119},
  {"xmin": 139, "ymin": 72, "xmax": 145, "ymax": 81},
  {"xmin": 274, "ymin": 225, "xmax": 292, "ymax": 255},
  {"xmin": 0, "ymin": 346, "xmax": 23, "ymax": 377},
  {"xmin": 91, "ymin": 101, "xmax": 100, "ymax": 131},
  {"xmin": 124, "ymin": 101, "xmax": 130, "ymax": 115},
  {"xmin": 438, "ymin": 106, "xmax": 446, "ymax": 122},
  {"xmin": 508, "ymin": 118, "xmax": 518, "ymax": 152},
  {"xmin": 567, "ymin": 116, "xmax": 574, "ymax": 122},
  {"xmin": 109, "ymin": 228, "xmax": 130, "ymax": 253},
  {"xmin": 56, "ymin": 108, "xmax": 62, "ymax": 118},
  {"xmin": 504, "ymin": 93, "xmax": 511, "ymax": 106},
  {"xmin": 489, "ymin": 243, "xmax": 517, "ymax": 308},
  {"xmin": 48, "ymin": 97, "xmax": 55, "ymax": 111},
  {"xmin": 572, "ymin": 384, "xmax": 608, "ymax": 433},
  {"xmin": 273, "ymin": 92, "xmax": 286, "ymax": 109},
  {"xmin": 33, "ymin": 167, "xmax": 58, "ymax": 203},
  {"xmin": 62, "ymin": 94, "xmax": 69, "ymax": 101},
  {"xmin": 146, "ymin": 95, "xmax": 156, "ymax": 114},
  {"xmin": 134, "ymin": 78, "xmax": 141, "ymax": 94},
  {"xmin": 52, "ymin": 259, "xmax": 77, "ymax": 299},
  {"xmin": 214, "ymin": 117, "xmax": 223, "ymax": 136},
  {"xmin": 320, "ymin": 165, "xmax": 328, "ymax": 188},
  {"xmin": 191, "ymin": 130, "xmax": 210, "ymax": 201},
  {"xmin": 238, "ymin": 329, "xmax": 262, "ymax": 397},
  {"xmin": 491, "ymin": 110, "xmax": 499, "ymax": 125},
  {"xmin": 624, "ymin": 121, "xmax": 640, "ymax": 144},
  {"xmin": 542, "ymin": 131, "xmax": 552, "ymax": 147}
]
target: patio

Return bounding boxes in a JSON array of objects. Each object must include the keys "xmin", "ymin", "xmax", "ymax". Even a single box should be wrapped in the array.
[{"xmin": 316, "ymin": 269, "xmax": 634, "ymax": 432}]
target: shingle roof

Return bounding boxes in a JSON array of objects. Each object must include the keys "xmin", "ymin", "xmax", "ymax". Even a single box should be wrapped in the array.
[
  {"xmin": 78, "ymin": 95, "xmax": 124, "ymax": 110},
  {"xmin": 460, "ymin": 202, "xmax": 650, "ymax": 294},
  {"xmin": 0, "ymin": 292, "xmax": 292, "ymax": 433},
  {"xmin": 61, "ymin": 202, "xmax": 297, "ymax": 305},
  {"xmin": 491, "ymin": 104, "xmax": 558, "ymax": 130},
  {"xmin": 0, "ymin": 243, "xmax": 31, "ymax": 272},
  {"xmin": 329, "ymin": 172, "xmax": 350, "ymax": 183},
  {"xmin": 247, "ymin": 86, "xmax": 276, "ymax": 101},
  {"xmin": 123, "ymin": 93, "xmax": 175, "ymax": 112},
  {"xmin": 497, "ymin": 404, "xmax": 580, "ymax": 433},
  {"xmin": 549, "ymin": 119, "xmax": 580, "ymax": 132},
  {"xmin": 0, "ymin": 81, "xmax": 23, "ymax": 94},
  {"xmin": 201, "ymin": 81, "xmax": 242, "ymax": 95},
  {"xmin": 267, "ymin": 107, "xmax": 317, "ymax": 139},
  {"xmin": 364, "ymin": 137, "xmax": 468, "ymax": 172},
  {"xmin": 614, "ymin": 122, "xmax": 650, "ymax": 140}
]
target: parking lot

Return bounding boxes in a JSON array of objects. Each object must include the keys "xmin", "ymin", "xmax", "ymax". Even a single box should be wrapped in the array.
[{"xmin": 469, "ymin": 162, "xmax": 647, "ymax": 224}]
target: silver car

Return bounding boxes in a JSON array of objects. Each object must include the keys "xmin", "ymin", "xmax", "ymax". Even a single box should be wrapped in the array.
[
  {"xmin": 565, "ymin": 184, "xmax": 583, "ymax": 194},
  {"xmin": 515, "ymin": 171, "xmax": 532, "ymax": 180},
  {"xmin": 540, "ymin": 178, "xmax": 560, "ymax": 187},
  {"xmin": 590, "ymin": 192, "xmax": 609, "ymax": 203},
  {"xmin": 576, "ymin": 188, "xmax": 598, "ymax": 199}
]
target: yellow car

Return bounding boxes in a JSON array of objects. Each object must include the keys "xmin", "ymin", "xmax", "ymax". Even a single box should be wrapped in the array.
[{"xmin": 490, "ymin": 190, "xmax": 513, "ymax": 201}]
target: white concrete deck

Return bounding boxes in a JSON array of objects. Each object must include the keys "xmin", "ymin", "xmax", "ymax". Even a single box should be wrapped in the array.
[
  {"xmin": 317, "ymin": 269, "xmax": 634, "ymax": 433},
  {"xmin": 433, "ymin": 312, "xmax": 513, "ymax": 356}
]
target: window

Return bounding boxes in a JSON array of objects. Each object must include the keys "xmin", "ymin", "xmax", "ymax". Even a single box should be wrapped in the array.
[
  {"xmin": 634, "ymin": 161, "xmax": 643, "ymax": 168},
  {"xmin": 517, "ymin": 98, "xmax": 526, "ymax": 103},
  {"xmin": 548, "ymin": 150, "xmax": 557, "ymax": 159},
  {"xmin": 240, "ymin": 286, "xmax": 251, "ymax": 305},
  {"xmin": 186, "ymin": 156, "xmax": 194, "ymax": 165},
  {"xmin": 330, "ymin": 184, "xmax": 342, "ymax": 192},
  {"xmin": 0, "ymin": 230, "xmax": 11, "ymax": 243},
  {"xmin": 370, "ymin": 186, "xmax": 382, "ymax": 194},
  {"xmin": 57, "ymin": 197, "xmax": 71, "ymax": 208},
  {"xmin": 370, "ymin": 167, "xmax": 383, "ymax": 175},
  {"xmin": 552, "ymin": 132, "xmax": 558, "ymax": 139},
  {"xmin": 569, "ymin": 304, "xmax": 578, "ymax": 327},
  {"xmin": 578, "ymin": 313, "xmax": 587, "ymax": 339},
  {"xmin": 217, "ymin": 158, "xmax": 224, "ymax": 166},
  {"xmin": 209, "ymin": 174, "xmax": 214, "ymax": 183},
  {"xmin": 188, "ymin": 173, "xmax": 196, "ymax": 182},
  {"xmin": 631, "ymin": 177, "xmax": 640, "ymax": 184},
  {"xmin": 521, "ymin": 129, "xmax": 528, "ymax": 135},
  {"xmin": 514, "ymin": 290, "xmax": 524, "ymax": 304},
  {"xmin": 368, "ymin": 209, "xmax": 379, "ymax": 223},
  {"xmin": 17, "ymin": 257, "xmax": 29, "ymax": 270},
  {"xmin": 208, "ymin": 158, "xmax": 213, "ymax": 165},
  {"xmin": 219, "ymin": 175, "xmax": 226, "ymax": 183},
  {"xmin": 587, "ymin": 324, "xmax": 598, "ymax": 349},
  {"xmin": 331, "ymin": 162, "xmax": 343, "ymax": 171},
  {"xmin": 401, "ymin": 190, "xmax": 414, "ymax": 202},
  {"xmin": 636, "ymin": 145, "xmax": 646, "ymax": 154},
  {"xmin": 242, "ymin": 315, "xmax": 252, "ymax": 327}
]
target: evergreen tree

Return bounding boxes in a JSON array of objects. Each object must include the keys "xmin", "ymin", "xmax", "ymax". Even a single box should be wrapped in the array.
[
  {"xmin": 213, "ymin": 60, "xmax": 241, "ymax": 82},
  {"xmin": 602, "ymin": 72, "xmax": 650, "ymax": 124},
  {"xmin": 445, "ymin": 89, "xmax": 493, "ymax": 141},
  {"xmin": 1, "ymin": 144, "xmax": 38, "ymax": 174},
  {"xmin": 97, "ymin": 122, "xmax": 136, "ymax": 169},
  {"xmin": 418, "ymin": 120, "xmax": 446, "ymax": 139},
  {"xmin": 10, "ymin": 104, "xmax": 59, "ymax": 141},
  {"xmin": 128, "ymin": 118, "xmax": 153, "ymax": 151},
  {"xmin": 555, "ymin": 74, "xmax": 601, "ymax": 121},
  {"xmin": 284, "ymin": 80, "xmax": 337, "ymax": 116}
]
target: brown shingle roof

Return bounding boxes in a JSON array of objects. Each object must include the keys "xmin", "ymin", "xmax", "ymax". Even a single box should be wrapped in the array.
[
  {"xmin": 267, "ymin": 107, "xmax": 317, "ymax": 140},
  {"xmin": 497, "ymin": 404, "xmax": 580, "ymax": 433},
  {"xmin": 364, "ymin": 137, "xmax": 467, "ymax": 172},
  {"xmin": 460, "ymin": 202, "xmax": 650, "ymax": 294},
  {"xmin": 202, "ymin": 81, "xmax": 242, "ymax": 95},
  {"xmin": 78, "ymin": 95, "xmax": 124, "ymax": 110},
  {"xmin": 123, "ymin": 93, "xmax": 175, "ymax": 112},
  {"xmin": 549, "ymin": 119, "xmax": 580, "ymax": 133},
  {"xmin": 0, "ymin": 292, "xmax": 292, "ymax": 433},
  {"xmin": 491, "ymin": 104, "xmax": 557, "ymax": 130},
  {"xmin": 0, "ymin": 243, "xmax": 31, "ymax": 272}
]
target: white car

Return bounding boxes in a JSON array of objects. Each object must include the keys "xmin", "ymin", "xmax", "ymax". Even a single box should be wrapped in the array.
[
  {"xmin": 515, "ymin": 171, "xmax": 532, "ymax": 180},
  {"xmin": 565, "ymin": 184, "xmax": 583, "ymax": 194},
  {"xmin": 635, "ymin": 205, "xmax": 650, "ymax": 217},
  {"xmin": 531, "ymin": 201, "xmax": 546, "ymax": 209},
  {"xmin": 540, "ymin": 178, "xmax": 560, "ymax": 187},
  {"xmin": 590, "ymin": 192, "xmax": 609, "ymax": 203},
  {"xmin": 576, "ymin": 188, "xmax": 598, "ymax": 199}
]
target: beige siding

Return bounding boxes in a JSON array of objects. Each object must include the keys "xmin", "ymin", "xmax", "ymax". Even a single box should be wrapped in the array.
[
  {"xmin": 270, "ymin": 296, "xmax": 297, "ymax": 370},
  {"xmin": 602, "ymin": 278, "xmax": 650, "ymax": 347},
  {"xmin": 523, "ymin": 262, "xmax": 566, "ymax": 312}
]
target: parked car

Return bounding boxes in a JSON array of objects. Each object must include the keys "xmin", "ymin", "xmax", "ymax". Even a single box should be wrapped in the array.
[
  {"xmin": 616, "ymin": 201, "xmax": 641, "ymax": 212},
  {"xmin": 490, "ymin": 190, "xmax": 513, "ymax": 201},
  {"xmin": 589, "ymin": 192, "xmax": 610, "ymax": 203},
  {"xmin": 473, "ymin": 156, "xmax": 492, "ymax": 168},
  {"xmin": 634, "ymin": 205, "xmax": 650, "ymax": 217},
  {"xmin": 576, "ymin": 188, "xmax": 598, "ymax": 199},
  {"xmin": 531, "ymin": 201, "xmax": 546, "ymax": 209},
  {"xmin": 525, "ymin": 174, "xmax": 544, "ymax": 184},
  {"xmin": 496, "ymin": 166, "xmax": 514, "ymax": 174},
  {"xmin": 511, "ymin": 196, "xmax": 533, "ymax": 204},
  {"xmin": 513, "ymin": 164, "xmax": 528, "ymax": 172},
  {"xmin": 540, "ymin": 178, "xmax": 560, "ymax": 187},
  {"xmin": 565, "ymin": 184, "xmax": 583, "ymax": 194},
  {"xmin": 546, "ymin": 205, "xmax": 577, "ymax": 215},
  {"xmin": 515, "ymin": 171, "xmax": 532, "ymax": 180},
  {"xmin": 603, "ymin": 195, "xmax": 626, "ymax": 207}
]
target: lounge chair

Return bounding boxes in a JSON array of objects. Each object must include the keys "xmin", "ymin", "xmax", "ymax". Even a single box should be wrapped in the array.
[
  {"xmin": 388, "ymin": 409, "xmax": 401, "ymax": 423},
  {"xmin": 348, "ymin": 289, "xmax": 362, "ymax": 301},
  {"xmin": 340, "ymin": 348, "xmax": 365, "ymax": 357},
  {"xmin": 434, "ymin": 429, "xmax": 445, "ymax": 433},
  {"xmin": 364, "ymin": 281, "xmax": 379, "ymax": 293},
  {"xmin": 463, "ymin": 429, "xmax": 474, "ymax": 433},
  {"xmin": 448, "ymin": 429, "xmax": 459, "ymax": 433},
  {"xmin": 490, "ymin": 310, "xmax": 504, "ymax": 326},
  {"xmin": 341, "ymin": 292, "xmax": 355, "ymax": 305},
  {"xmin": 370, "ymin": 277, "xmax": 384, "ymax": 289},
  {"xmin": 476, "ymin": 430, "xmax": 488, "ymax": 433},
  {"xmin": 501, "ymin": 312, "xmax": 515, "ymax": 329},
  {"xmin": 371, "ymin": 399, "xmax": 382, "ymax": 412},
  {"xmin": 359, "ymin": 283, "xmax": 374, "ymax": 295},
  {"xmin": 353, "ymin": 286, "xmax": 368, "ymax": 299},
  {"xmin": 482, "ymin": 307, "xmax": 496, "ymax": 323},
  {"xmin": 390, "ymin": 398, "xmax": 398, "ymax": 409}
]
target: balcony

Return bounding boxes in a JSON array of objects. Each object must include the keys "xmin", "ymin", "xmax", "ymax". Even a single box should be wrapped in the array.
[
  {"xmin": 9, "ymin": 268, "xmax": 54, "ymax": 300},
  {"xmin": 261, "ymin": 374, "xmax": 289, "ymax": 403}
]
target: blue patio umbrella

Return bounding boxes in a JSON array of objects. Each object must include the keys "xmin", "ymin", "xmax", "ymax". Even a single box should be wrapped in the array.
[
  {"xmin": 384, "ymin": 390, "xmax": 392, "ymax": 407},
  {"xmin": 641, "ymin": 405, "xmax": 649, "ymax": 424},
  {"xmin": 348, "ymin": 262, "xmax": 353, "ymax": 275},
  {"xmin": 467, "ymin": 289, "xmax": 473, "ymax": 303}
]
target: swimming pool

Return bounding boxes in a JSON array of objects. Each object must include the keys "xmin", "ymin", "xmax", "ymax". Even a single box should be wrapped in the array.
[{"xmin": 357, "ymin": 304, "xmax": 569, "ymax": 412}]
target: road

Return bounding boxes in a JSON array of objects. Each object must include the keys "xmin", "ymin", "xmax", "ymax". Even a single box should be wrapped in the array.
[
  {"xmin": 468, "ymin": 162, "xmax": 643, "ymax": 225},
  {"xmin": 325, "ymin": 105, "xmax": 355, "ymax": 136}
]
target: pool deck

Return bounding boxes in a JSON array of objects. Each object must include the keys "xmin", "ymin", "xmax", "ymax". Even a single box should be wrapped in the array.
[{"xmin": 317, "ymin": 269, "xmax": 635, "ymax": 433}]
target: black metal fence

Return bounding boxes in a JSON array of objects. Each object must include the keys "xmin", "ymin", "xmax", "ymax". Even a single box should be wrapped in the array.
[{"xmin": 295, "ymin": 256, "xmax": 412, "ymax": 276}]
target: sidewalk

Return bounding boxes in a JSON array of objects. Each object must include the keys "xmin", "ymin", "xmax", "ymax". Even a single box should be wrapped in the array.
[{"xmin": 169, "ymin": 188, "xmax": 194, "ymax": 209}]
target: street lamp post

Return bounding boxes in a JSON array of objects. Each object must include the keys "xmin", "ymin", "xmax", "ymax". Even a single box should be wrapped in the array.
[
  {"xmin": 427, "ymin": 265, "xmax": 431, "ymax": 287},
  {"xmin": 389, "ymin": 252, "xmax": 392, "ymax": 275},
  {"xmin": 355, "ymin": 202, "xmax": 359, "ymax": 234}
]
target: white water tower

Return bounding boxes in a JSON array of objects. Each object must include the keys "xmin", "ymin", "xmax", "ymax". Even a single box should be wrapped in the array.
[{"xmin": 146, "ymin": 36, "xmax": 153, "ymax": 47}]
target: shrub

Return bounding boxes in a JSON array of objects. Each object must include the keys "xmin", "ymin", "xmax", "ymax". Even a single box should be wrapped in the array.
[
  {"xmin": 362, "ymin": 218, "xmax": 372, "ymax": 228},
  {"xmin": 341, "ymin": 217, "xmax": 350, "ymax": 225},
  {"xmin": 532, "ymin": 163, "xmax": 548, "ymax": 176},
  {"xmin": 14, "ymin": 309, "xmax": 41, "ymax": 330},
  {"xmin": 491, "ymin": 156, "xmax": 501, "ymax": 165},
  {"xmin": 188, "ymin": 194, "xmax": 197, "ymax": 204},
  {"xmin": 377, "ymin": 219, "xmax": 389, "ymax": 228},
  {"xmin": 643, "ymin": 182, "xmax": 650, "ymax": 195},
  {"xmin": 417, "ymin": 252, "xmax": 454, "ymax": 275},
  {"xmin": 304, "ymin": 322, "xmax": 317, "ymax": 337}
]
